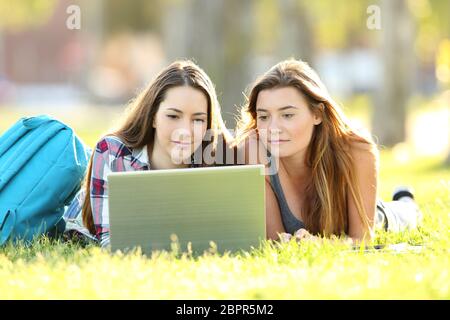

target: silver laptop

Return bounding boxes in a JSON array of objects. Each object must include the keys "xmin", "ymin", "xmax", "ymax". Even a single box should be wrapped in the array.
[{"xmin": 108, "ymin": 165, "xmax": 266, "ymax": 254}]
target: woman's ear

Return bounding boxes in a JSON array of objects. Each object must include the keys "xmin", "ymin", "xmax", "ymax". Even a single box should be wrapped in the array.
[
  {"xmin": 314, "ymin": 103, "xmax": 324, "ymax": 125},
  {"xmin": 313, "ymin": 114, "xmax": 322, "ymax": 125}
]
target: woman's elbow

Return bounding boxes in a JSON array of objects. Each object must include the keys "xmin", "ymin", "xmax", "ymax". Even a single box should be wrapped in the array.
[{"xmin": 348, "ymin": 227, "xmax": 375, "ymax": 245}]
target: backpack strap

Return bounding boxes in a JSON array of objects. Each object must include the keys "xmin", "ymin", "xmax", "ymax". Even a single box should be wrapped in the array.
[{"xmin": 0, "ymin": 209, "xmax": 16, "ymax": 246}]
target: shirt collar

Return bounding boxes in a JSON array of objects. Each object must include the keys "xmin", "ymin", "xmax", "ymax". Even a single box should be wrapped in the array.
[
  {"xmin": 131, "ymin": 144, "xmax": 150, "ymax": 169},
  {"xmin": 131, "ymin": 144, "xmax": 198, "ymax": 169}
]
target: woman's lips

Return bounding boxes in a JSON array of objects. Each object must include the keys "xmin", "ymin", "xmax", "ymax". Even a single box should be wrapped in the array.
[
  {"xmin": 172, "ymin": 141, "xmax": 192, "ymax": 146},
  {"xmin": 268, "ymin": 139, "xmax": 289, "ymax": 144}
]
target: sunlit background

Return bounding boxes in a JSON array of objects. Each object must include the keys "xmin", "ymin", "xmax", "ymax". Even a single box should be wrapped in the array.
[
  {"xmin": 1, "ymin": 1, "xmax": 449, "ymax": 301},
  {"xmin": 0, "ymin": 0, "xmax": 449, "ymax": 164}
]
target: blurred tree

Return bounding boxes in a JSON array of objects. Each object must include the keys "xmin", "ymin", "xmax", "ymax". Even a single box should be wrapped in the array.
[
  {"xmin": 162, "ymin": 0, "xmax": 227, "ymax": 120},
  {"xmin": 162, "ymin": 0, "xmax": 190, "ymax": 60},
  {"xmin": 413, "ymin": 0, "xmax": 450, "ymax": 69},
  {"xmin": 2, "ymin": 0, "xmax": 446, "ymax": 139},
  {"xmin": 221, "ymin": 0, "xmax": 254, "ymax": 127},
  {"xmin": 372, "ymin": 0, "xmax": 416, "ymax": 147},
  {"xmin": 277, "ymin": 0, "xmax": 314, "ymax": 63},
  {"xmin": 0, "ymin": 0, "xmax": 58, "ymax": 30},
  {"xmin": 102, "ymin": 0, "xmax": 164, "ymax": 35},
  {"xmin": 162, "ymin": 0, "xmax": 253, "ymax": 128},
  {"xmin": 305, "ymin": 0, "xmax": 374, "ymax": 50},
  {"xmin": 0, "ymin": 0, "xmax": 59, "ymax": 77}
]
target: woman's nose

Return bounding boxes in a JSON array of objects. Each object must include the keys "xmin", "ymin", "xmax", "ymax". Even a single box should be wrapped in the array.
[
  {"xmin": 268, "ymin": 122, "xmax": 282, "ymax": 134},
  {"xmin": 172, "ymin": 127, "xmax": 191, "ymax": 142}
]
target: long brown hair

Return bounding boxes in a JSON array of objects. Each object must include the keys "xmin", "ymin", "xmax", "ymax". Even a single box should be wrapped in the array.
[
  {"xmin": 82, "ymin": 60, "xmax": 230, "ymax": 235},
  {"xmin": 235, "ymin": 59, "xmax": 377, "ymax": 237}
]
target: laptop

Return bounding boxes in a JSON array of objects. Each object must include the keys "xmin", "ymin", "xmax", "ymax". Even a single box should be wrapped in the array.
[{"xmin": 108, "ymin": 164, "xmax": 266, "ymax": 254}]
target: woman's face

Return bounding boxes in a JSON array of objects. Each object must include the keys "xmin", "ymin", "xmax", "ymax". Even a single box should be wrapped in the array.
[
  {"xmin": 255, "ymin": 86, "xmax": 322, "ymax": 159},
  {"xmin": 153, "ymin": 86, "xmax": 209, "ymax": 164}
]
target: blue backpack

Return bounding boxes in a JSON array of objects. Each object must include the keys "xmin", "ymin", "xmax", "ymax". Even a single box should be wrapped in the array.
[{"xmin": 0, "ymin": 115, "xmax": 92, "ymax": 245}]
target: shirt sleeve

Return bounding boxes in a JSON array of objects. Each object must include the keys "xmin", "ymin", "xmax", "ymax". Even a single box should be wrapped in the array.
[
  {"xmin": 89, "ymin": 138, "xmax": 111, "ymax": 247},
  {"xmin": 89, "ymin": 137, "xmax": 136, "ymax": 248}
]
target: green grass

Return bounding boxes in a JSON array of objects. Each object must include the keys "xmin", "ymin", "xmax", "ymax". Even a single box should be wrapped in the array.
[
  {"xmin": 0, "ymin": 105, "xmax": 449, "ymax": 299},
  {"xmin": 0, "ymin": 152, "xmax": 448, "ymax": 299}
]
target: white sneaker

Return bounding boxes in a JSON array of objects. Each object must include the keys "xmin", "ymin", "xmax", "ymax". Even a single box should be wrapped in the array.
[{"xmin": 392, "ymin": 186, "xmax": 415, "ymax": 202}]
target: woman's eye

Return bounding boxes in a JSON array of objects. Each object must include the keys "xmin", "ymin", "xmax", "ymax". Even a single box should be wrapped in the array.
[
  {"xmin": 282, "ymin": 114, "xmax": 294, "ymax": 119},
  {"xmin": 193, "ymin": 119, "xmax": 206, "ymax": 123},
  {"xmin": 257, "ymin": 115, "xmax": 268, "ymax": 121},
  {"xmin": 167, "ymin": 115, "xmax": 179, "ymax": 119}
]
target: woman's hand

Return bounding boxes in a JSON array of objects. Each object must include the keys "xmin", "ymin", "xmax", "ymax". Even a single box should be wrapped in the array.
[
  {"xmin": 279, "ymin": 232, "xmax": 293, "ymax": 243},
  {"xmin": 279, "ymin": 228, "xmax": 320, "ymax": 243},
  {"xmin": 293, "ymin": 228, "xmax": 319, "ymax": 242},
  {"xmin": 279, "ymin": 229, "xmax": 354, "ymax": 246}
]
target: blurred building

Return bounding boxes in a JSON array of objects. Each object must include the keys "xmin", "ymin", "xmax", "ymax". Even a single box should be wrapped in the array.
[{"xmin": 1, "ymin": 0, "xmax": 86, "ymax": 107}]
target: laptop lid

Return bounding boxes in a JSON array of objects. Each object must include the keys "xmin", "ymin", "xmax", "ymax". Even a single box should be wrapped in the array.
[{"xmin": 108, "ymin": 164, "xmax": 266, "ymax": 254}]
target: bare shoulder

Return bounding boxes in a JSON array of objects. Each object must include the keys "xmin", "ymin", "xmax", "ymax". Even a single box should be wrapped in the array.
[
  {"xmin": 349, "ymin": 139, "xmax": 376, "ymax": 152},
  {"xmin": 349, "ymin": 140, "xmax": 379, "ymax": 168}
]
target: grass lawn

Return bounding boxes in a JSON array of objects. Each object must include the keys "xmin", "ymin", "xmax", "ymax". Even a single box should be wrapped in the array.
[{"xmin": 0, "ymin": 106, "xmax": 449, "ymax": 299}]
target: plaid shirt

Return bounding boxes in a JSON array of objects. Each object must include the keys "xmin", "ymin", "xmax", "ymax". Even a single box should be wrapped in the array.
[{"xmin": 64, "ymin": 135, "xmax": 150, "ymax": 247}]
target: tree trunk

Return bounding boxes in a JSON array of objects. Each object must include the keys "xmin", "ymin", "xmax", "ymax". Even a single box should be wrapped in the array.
[
  {"xmin": 163, "ymin": 0, "xmax": 244, "ymax": 129},
  {"xmin": 80, "ymin": 0, "xmax": 104, "ymax": 97},
  {"xmin": 162, "ymin": 0, "xmax": 190, "ymax": 61},
  {"xmin": 221, "ymin": 0, "xmax": 254, "ymax": 129},
  {"xmin": 278, "ymin": 0, "xmax": 314, "ymax": 63},
  {"xmin": 372, "ymin": 0, "xmax": 416, "ymax": 147}
]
